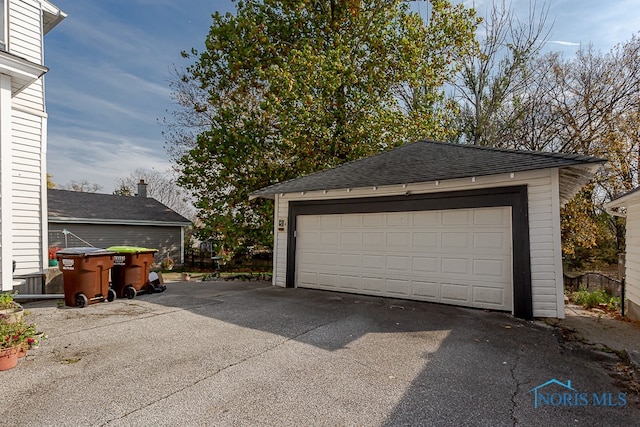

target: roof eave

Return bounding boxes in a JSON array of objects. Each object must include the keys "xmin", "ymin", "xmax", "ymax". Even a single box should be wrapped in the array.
[{"xmin": 42, "ymin": 1, "xmax": 67, "ymax": 35}]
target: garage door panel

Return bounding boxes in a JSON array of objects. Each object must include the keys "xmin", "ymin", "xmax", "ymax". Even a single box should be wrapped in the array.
[
  {"xmin": 412, "ymin": 280, "xmax": 440, "ymax": 298},
  {"xmin": 473, "ymin": 208, "xmax": 507, "ymax": 225},
  {"xmin": 387, "ymin": 213, "xmax": 410, "ymax": 226},
  {"xmin": 340, "ymin": 253, "xmax": 361, "ymax": 267},
  {"xmin": 338, "ymin": 275, "xmax": 361, "ymax": 290},
  {"xmin": 362, "ymin": 277, "xmax": 385, "ymax": 293},
  {"xmin": 296, "ymin": 207, "xmax": 513, "ymax": 312},
  {"xmin": 386, "ymin": 255, "xmax": 410, "ymax": 270},
  {"xmin": 363, "ymin": 232, "xmax": 385, "ymax": 246},
  {"xmin": 341, "ymin": 214, "xmax": 362, "ymax": 227},
  {"xmin": 319, "ymin": 253, "xmax": 339, "ymax": 266},
  {"xmin": 412, "ymin": 257, "xmax": 438, "ymax": 273},
  {"xmin": 441, "ymin": 283, "xmax": 471, "ymax": 303},
  {"xmin": 362, "ymin": 254, "xmax": 384, "ymax": 269},
  {"xmin": 386, "ymin": 278, "xmax": 411, "ymax": 296},
  {"xmin": 363, "ymin": 214, "xmax": 385, "ymax": 226},
  {"xmin": 413, "ymin": 232, "xmax": 438, "ymax": 248},
  {"xmin": 412, "ymin": 211, "xmax": 440, "ymax": 226},
  {"xmin": 316, "ymin": 273, "xmax": 339, "ymax": 288},
  {"xmin": 298, "ymin": 271, "xmax": 318, "ymax": 287},
  {"xmin": 386, "ymin": 232, "xmax": 411, "ymax": 247},
  {"xmin": 473, "ymin": 285, "xmax": 505, "ymax": 306},
  {"xmin": 340, "ymin": 232, "xmax": 361, "ymax": 246},
  {"xmin": 441, "ymin": 232, "xmax": 469, "ymax": 248},
  {"xmin": 473, "ymin": 231, "xmax": 508, "ymax": 250},
  {"xmin": 319, "ymin": 232, "xmax": 339, "ymax": 246},
  {"xmin": 320, "ymin": 215, "xmax": 340, "ymax": 227},
  {"xmin": 441, "ymin": 257, "xmax": 469, "ymax": 274},
  {"xmin": 473, "ymin": 259, "xmax": 508, "ymax": 278},
  {"xmin": 443, "ymin": 210, "xmax": 470, "ymax": 225}
]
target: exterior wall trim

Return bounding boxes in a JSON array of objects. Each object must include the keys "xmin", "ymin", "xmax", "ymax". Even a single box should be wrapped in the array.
[
  {"xmin": 0, "ymin": 74, "xmax": 12, "ymax": 290},
  {"xmin": 286, "ymin": 185, "xmax": 533, "ymax": 319}
]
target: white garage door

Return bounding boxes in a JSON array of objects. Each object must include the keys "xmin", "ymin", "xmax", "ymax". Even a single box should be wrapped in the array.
[{"xmin": 296, "ymin": 207, "xmax": 513, "ymax": 311}]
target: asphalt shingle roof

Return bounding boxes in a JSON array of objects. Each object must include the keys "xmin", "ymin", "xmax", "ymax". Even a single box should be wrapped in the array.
[
  {"xmin": 48, "ymin": 189, "xmax": 191, "ymax": 224},
  {"xmin": 251, "ymin": 140, "xmax": 605, "ymax": 197}
]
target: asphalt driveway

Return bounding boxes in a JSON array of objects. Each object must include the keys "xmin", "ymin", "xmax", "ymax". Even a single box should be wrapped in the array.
[{"xmin": 2, "ymin": 281, "xmax": 638, "ymax": 426}]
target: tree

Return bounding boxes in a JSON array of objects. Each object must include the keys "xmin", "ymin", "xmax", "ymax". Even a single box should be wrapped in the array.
[
  {"xmin": 61, "ymin": 180, "xmax": 102, "ymax": 193},
  {"xmin": 504, "ymin": 37, "xmax": 640, "ymax": 265},
  {"xmin": 168, "ymin": 0, "xmax": 480, "ymax": 254},
  {"xmin": 451, "ymin": 0, "xmax": 550, "ymax": 146},
  {"xmin": 113, "ymin": 169, "xmax": 195, "ymax": 220},
  {"xmin": 46, "ymin": 173, "xmax": 55, "ymax": 189}
]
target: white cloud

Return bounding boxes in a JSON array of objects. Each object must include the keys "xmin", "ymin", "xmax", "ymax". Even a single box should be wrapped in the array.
[
  {"xmin": 47, "ymin": 128, "xmax": 171, "ymax": 192},
  {"xmin": 547, "ymin": 40, "xmax": 581, "ymax": 47}
]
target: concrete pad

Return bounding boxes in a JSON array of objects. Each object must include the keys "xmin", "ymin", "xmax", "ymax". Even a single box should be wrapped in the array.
[{"xmin": 1, "ymin": 281, "xmax": 638, "ymax": 426}]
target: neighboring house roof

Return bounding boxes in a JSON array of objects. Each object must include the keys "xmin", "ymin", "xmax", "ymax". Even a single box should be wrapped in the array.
[
  {"xmin": 251, "ymin": 140, "xmax": 605, "ymax": 203},
  {"xmin": 48, "ymin": 189, "xmax": 191, "ymax": 226}
]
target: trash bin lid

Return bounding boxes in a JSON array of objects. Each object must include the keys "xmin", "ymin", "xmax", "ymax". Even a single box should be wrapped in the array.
[
  {"xmin": 56, "ymin": 247, "xmax": 114, "ymax": 256},
  {"xmin": 107, "ymin": 246, "xmax": 158, "ymax": 254}
]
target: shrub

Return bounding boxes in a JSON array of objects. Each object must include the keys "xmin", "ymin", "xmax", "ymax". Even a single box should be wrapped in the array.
[{"xmin": 571, "ymin": 288, "xmax": 621, "ymax": 311}]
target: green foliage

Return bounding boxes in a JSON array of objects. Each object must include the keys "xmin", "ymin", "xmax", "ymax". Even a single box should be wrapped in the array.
[
  {"xmin": 0, "ymin": 292, "xmax": 17, "ymax": 310},
  {"xmin": 171, "ymin": 0, "xmax": 480, "ymax": 256},
  {"xmin": 570, "ymin": 288, "xmax": 621, "ymax": 311}
]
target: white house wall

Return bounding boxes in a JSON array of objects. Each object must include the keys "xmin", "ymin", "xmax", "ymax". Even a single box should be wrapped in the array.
[
  {"xmin": 623, "ymin": 200, "xmax": 640, "ymax": 314},
  {"xmin": 0, "ymin": 0, "xmax": 52, "ymax": 288},
  {"xmin": 13, "ymin": 80, "xmax": 44, "ymax": 111},
  {"xmin": 12, "ymin": 108, "xmax": 43, "ymax": 274},
  {"xmin": 8, "ymin": 0, "xmax": 43, "ymax": 64},
  {"xmin": 273, "ymin": 168, "xmax": 564, "ymax": 318}
]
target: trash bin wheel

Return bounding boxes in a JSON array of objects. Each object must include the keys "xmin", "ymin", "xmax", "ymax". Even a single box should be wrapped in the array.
[
  {"xmin": 107, "ymin": 288, "xmax": 117, "ymax": 302},
  {"xmin": 75, "ymin": 293, "xmax": 88, "ymax": 308},
  {"xmin": 124, "ymin": 285, "xmax": 136, "ymax": 299},
  {"xmin": 147, "ymin": 284, "xmax": 156, "ymax": 294}
]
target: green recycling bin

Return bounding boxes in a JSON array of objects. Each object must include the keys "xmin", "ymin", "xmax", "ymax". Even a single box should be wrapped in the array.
[
  {"xmin": 107, "ymin": 246, "xmax": 161, "ymax": 299},
  {"xmin": 56, "ymin": 247, "xmax": 116, "ymax": 308}
]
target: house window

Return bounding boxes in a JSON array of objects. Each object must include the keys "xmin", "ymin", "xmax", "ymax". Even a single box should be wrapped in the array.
[{"xmin": 0, "ymin": 0, "xmax": 5, "ymax": 50}]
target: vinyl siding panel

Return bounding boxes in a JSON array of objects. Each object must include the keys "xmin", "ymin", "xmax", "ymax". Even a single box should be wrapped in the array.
[
  {"xmin": 272, "ymin": 168, "xmax": 563, "ymax": 318},
  {"xmin": 624, "ymin": 201, "xmax": 640, "ymax": 310},
  {"xmin": 11, "ymin": 109, "xmax": 43, "ymax": 275},
  {"xmin": 8, "ymin": 1, "xmax": 43, "ymax": 64},
  {"xmin": 13, "ymin": 80, "xmax": 44, "ymax": 111},
  {"xmin": 48, "ymin": 223, "xmax": 184, "ymax": 263}
]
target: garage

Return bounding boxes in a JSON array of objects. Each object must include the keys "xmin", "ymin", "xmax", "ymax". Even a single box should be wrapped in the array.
[
  {"xmin": 296, "ymin": 207, "xmax": 512, "ymax": 311},
  {"xmin": 251, "ymin": 140, "xmax": 604, "ymax": 319}
]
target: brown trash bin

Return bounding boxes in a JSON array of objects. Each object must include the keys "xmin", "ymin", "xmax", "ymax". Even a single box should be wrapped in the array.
[
  {"xmin": 107, "ymin": 246, "xmax": 160, "ymax": 299},
  {"xmin": 56, "ymin": 247, "xmax": 116, "ymax": 308}
]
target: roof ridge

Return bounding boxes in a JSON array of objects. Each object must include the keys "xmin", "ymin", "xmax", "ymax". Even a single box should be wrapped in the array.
[{"xmin": 428, "ymin": 140, "xmax": 605, "ymax": 163}]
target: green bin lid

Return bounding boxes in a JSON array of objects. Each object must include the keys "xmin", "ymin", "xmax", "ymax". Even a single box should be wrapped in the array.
[{"xmin": 107, "ymin": 246, "xmax": 158, "ymax": 253}]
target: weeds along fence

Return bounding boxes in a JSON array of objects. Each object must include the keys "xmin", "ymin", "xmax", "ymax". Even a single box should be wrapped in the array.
[
  {"xmin": 183, "ymin": 248, "xmax": 273, "ymax": 273},
  {"xmin": 563, "ymin": 272, "xmax": 623, "ymax": 299}
]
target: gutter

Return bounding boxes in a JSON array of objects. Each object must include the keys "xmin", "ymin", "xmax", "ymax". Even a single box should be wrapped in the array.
[{"xmin": 49, "ymin": 218, "xmax": 191, "ymax": 227}]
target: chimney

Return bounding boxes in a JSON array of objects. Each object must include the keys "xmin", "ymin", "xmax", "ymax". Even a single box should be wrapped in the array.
[{"xmin": 137, "ymin": 179, "xmax": 148, "ymax": 198}]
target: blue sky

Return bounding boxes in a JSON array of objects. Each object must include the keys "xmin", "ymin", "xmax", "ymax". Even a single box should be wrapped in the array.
[{"xmin": 44, "ymin": 0, "xmax": 639, "ymax": 193}]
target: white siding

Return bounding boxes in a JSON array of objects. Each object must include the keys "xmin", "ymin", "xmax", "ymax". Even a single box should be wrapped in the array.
[
  {"xmin": 13, "ymin": 79, "xmax": 44, "ymax": 111},
  {"xmin": 11, "ymin": 109, "xmax": 43, "ymax": 274},
  {"xmin": 624, "ymin": 201, "xmax": 640, "ymax": 311},
  {"xmin": 272, "ymin": 168, "xmax": 564, "ymax": 318},
  {"xmin": 8, "ymin": 0, "xmax": 43, "ymax": 64}
]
